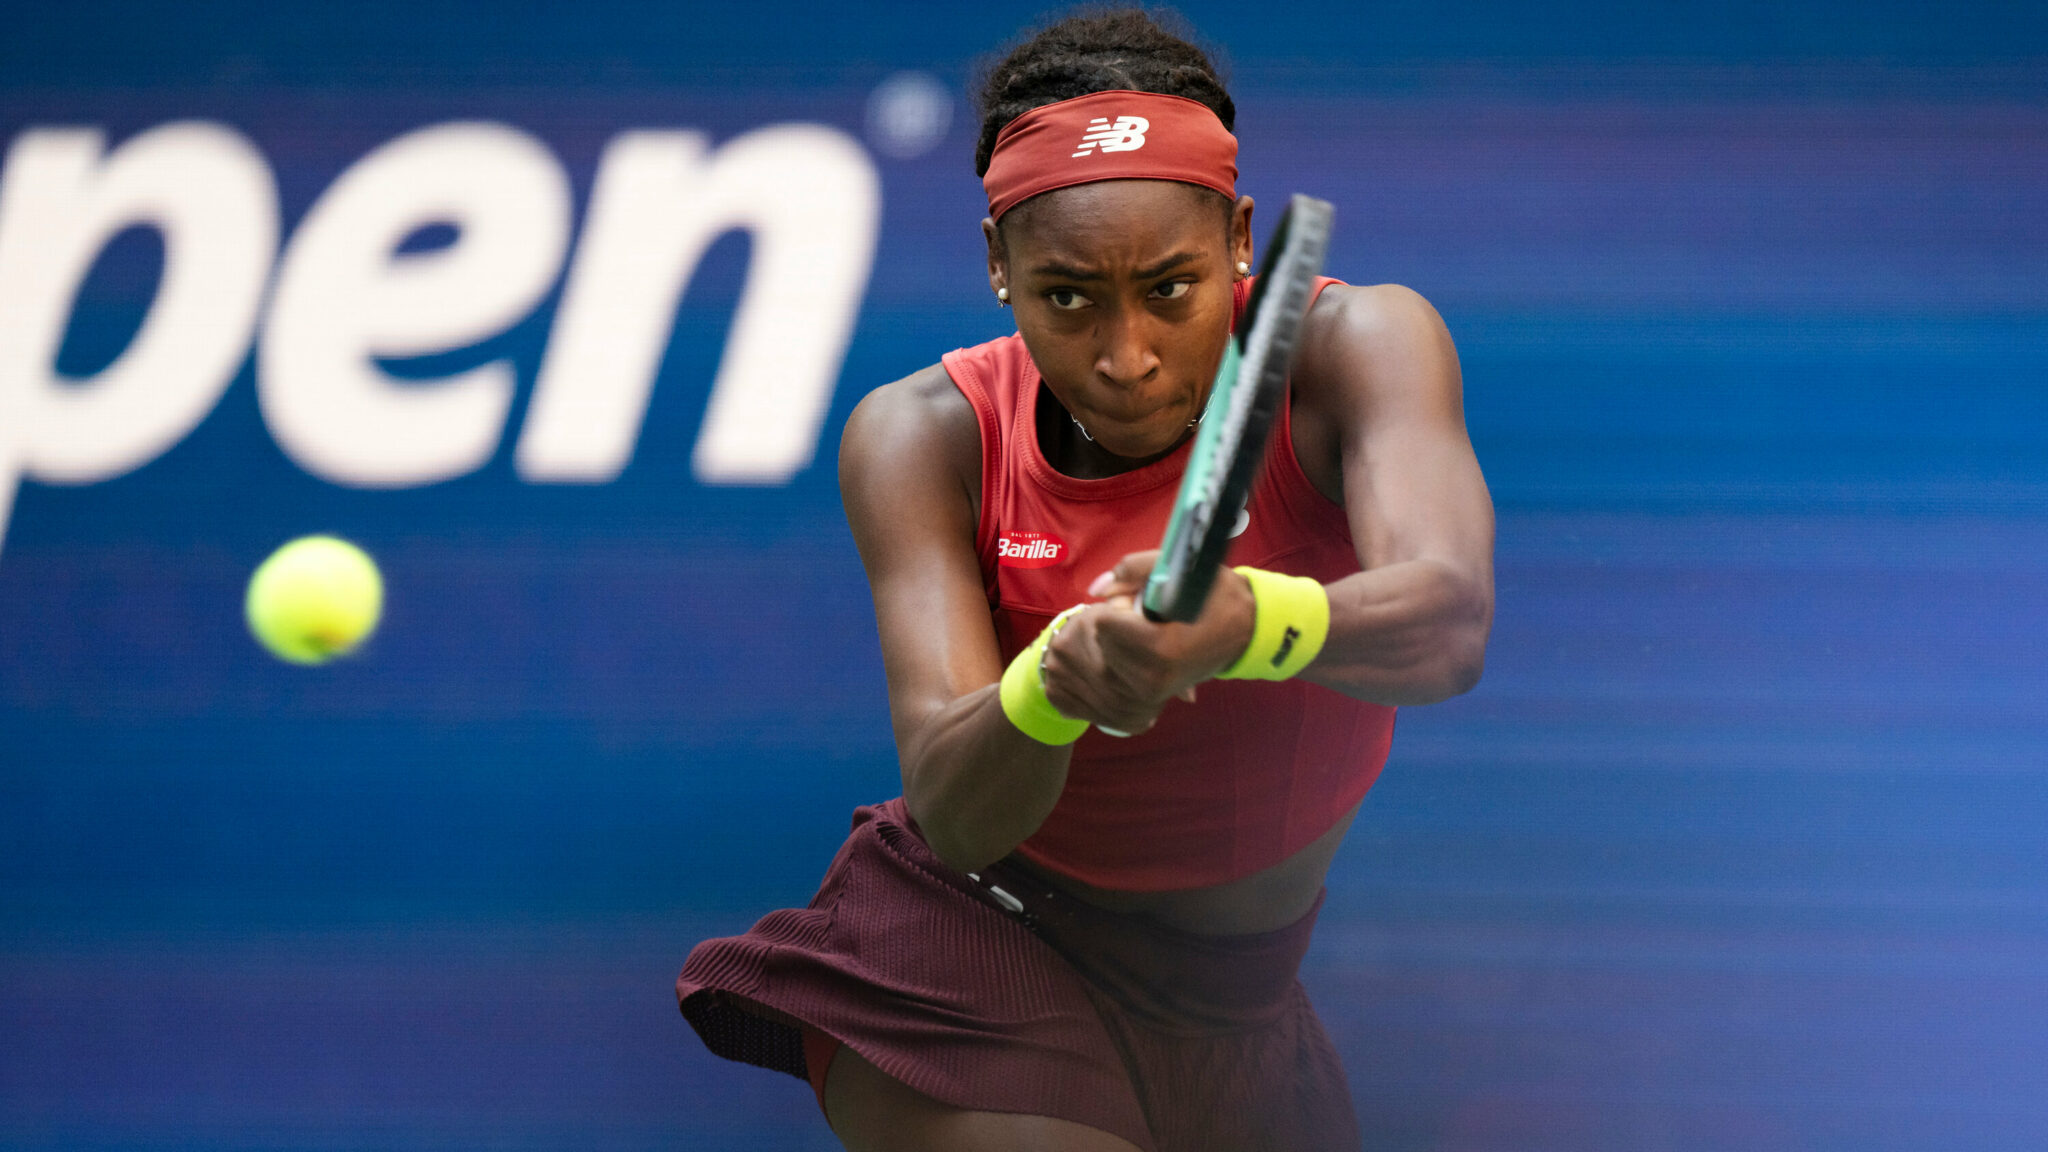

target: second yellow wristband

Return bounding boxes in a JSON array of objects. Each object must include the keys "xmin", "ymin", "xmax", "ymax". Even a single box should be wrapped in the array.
[
  {"xmin": 998, "ymin": 607, "xmax": 1090, "ymax": 745},
  {"xmin": 1216, "ymin": 567, "xmax": 1329, "ymax": 682}
]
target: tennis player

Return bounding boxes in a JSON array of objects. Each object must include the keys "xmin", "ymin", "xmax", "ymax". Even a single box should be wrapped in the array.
[{"xmin": 678, "ymin": 11, "xmax": 1493, "ymax": 1149}]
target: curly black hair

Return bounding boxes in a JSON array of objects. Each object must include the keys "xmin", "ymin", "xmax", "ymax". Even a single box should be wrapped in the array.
[{"xmin": 974, "ymin": 8, "xmax": 1234, "ymax": 178}]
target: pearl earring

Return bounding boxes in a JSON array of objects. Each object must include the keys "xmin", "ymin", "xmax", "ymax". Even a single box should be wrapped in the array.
[
  {"xmin": 1236, "ymin": 261, "xmax": 1250, "ymax": 276},
  {"xmin": 996, "ymin": 287, "xmax": 1009, "ymax": 305}
]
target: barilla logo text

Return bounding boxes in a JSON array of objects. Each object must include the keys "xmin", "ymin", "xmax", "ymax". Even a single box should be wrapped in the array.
[
  {"xmin": 1071, "ymin": 116, "xmax": 1150, "ymax": 158},
  {"xmin": 998, "ymin": 530, "xmax": 1067, "ymax": 568}
]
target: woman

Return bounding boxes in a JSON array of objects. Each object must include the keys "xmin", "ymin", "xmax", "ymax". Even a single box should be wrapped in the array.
[{"xmin": 678, "ymin": 11, "xmax": 1493, "ymax": 1150}]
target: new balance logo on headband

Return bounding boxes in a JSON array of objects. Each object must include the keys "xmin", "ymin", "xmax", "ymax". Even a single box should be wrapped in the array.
[
  {"xmin": 1072, "ymin": 116, "xmax": 1150, "ymax": 158},
  {"xmin": 984, "ymin": 91, "xmax": 1236, "ymax": 220}
]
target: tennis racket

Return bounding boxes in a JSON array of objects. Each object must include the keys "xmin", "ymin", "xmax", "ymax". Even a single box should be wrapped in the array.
[{"xmin": 1142, "ymin": 193, "xmax": 1334, "ymax": 623}]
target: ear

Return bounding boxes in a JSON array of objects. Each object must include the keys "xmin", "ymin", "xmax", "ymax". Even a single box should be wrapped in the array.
[
  {"xmin": 1230, "ymin": 195, "xmax": 1256, "ymax": 276},
  {"xmin": 983, "ymin": 217, "xmax": 1008, "ymax": 300}
]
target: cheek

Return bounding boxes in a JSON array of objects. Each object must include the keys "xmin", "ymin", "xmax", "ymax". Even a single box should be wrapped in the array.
[
  {"xmin": 1015, "ymin": 332, "xmax": 1097, "ymax": 412},
  {"xmin": 1170, "ymin": 306, "xmax": 1235, "ymax": 380},
  {"xmin": 1167, "ymin": 332, "xmax": 1218, "ymax": 378},
  {"xmin": 1014, "ymin": 325, "xmax": 1093, "ymax": 390}
]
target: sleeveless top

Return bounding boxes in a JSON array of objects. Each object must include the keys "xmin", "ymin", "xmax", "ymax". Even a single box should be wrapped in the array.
[{"xmin": 939, "ymin": 277, "xmax": 1397, "ymax": 892}]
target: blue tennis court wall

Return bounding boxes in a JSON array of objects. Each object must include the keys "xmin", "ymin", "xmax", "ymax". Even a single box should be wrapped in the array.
[{"xmin": 3, "ymin": 3, "xmax": 2044, "ymax": 1149}]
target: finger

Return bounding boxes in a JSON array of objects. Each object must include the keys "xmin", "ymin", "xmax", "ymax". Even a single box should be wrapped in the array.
[
  {"xmin": 1088, "ymin": 610, "xmax": 1171, "ymax": 693},
  {"xmin": 1114, "ymin": 548, "xmax": 1161, "ymax": 582},
  {"xmin": 1044, "ymin": 615, "xmax": 1166, "ymax": 734},
  {"xmin": 1040, "ymin": 613, "xmax": 1127, "ymax": 725},
  {"xmin": 1038, "ymin": 644, "xmax": 1098, "ymax": 724},
  {"xmin": 1045, "ymin": 658, "xmax": 1159, "ymax": 735},
  {"xmin": 1089, "ymin": 549, "xmax": 1162, "ymax": 599}
]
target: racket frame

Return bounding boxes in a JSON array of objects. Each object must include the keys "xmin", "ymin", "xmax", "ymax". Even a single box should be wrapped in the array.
[{"xmin": 1140, "ymin": 193, "xmax": 1334, "ymax": 623}]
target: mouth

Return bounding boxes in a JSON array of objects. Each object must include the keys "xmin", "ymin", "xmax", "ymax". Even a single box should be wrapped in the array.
[
  {"xmin": 1075, "ymin": 397, "xmax": 1201, "ymax": 457},
  {"xmin": 1085, "ymin": 383, "xmax": 1204, "ymax": 429}
]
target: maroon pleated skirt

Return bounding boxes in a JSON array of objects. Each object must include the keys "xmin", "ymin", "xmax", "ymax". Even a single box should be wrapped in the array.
[{"xmin": 675, "ymin": 798, "xmax": 1359, "ymax": 1150}]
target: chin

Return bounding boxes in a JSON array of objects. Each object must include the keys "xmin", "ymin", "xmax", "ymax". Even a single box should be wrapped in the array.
[{"xmin": 1096, "ymin": 423, "xmax": 1188, "ymax": 461}]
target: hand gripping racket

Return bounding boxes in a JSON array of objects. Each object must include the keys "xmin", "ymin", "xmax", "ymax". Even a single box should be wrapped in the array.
[{"xmin": 1142, "ymin": 194, "xmax": 1334, "ymax": 623}]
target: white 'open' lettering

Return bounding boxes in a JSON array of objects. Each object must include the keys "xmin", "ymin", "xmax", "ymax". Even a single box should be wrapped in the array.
[{"xmin": 0, "ymin": 122, "xmax": 277, "ymax": 551}]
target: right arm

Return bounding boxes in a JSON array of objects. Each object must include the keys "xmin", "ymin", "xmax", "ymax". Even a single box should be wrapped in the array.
[{"xmin": 839, "ymin": 366, "xmax": 1076, "ymax": 873}]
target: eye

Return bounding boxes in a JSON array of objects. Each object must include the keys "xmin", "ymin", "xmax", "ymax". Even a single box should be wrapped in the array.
[
  {"xmin": 1046, "ymin": 288, "xmax": 1089, "ymax": 311},
  {"xmin": 1152, "ymin": 280, "xmax": 1193, "ymax": 301}
]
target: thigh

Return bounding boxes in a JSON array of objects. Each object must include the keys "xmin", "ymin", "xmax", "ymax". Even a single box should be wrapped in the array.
[{"xmin": 823, "ymin": 1043, "xmax": 1147, "ymax": 1152}]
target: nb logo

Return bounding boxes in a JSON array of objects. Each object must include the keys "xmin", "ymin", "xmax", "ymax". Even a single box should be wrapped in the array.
[{"xmin": 1072, "ymin": 116, "xmax": 1151, "ymax": 158}]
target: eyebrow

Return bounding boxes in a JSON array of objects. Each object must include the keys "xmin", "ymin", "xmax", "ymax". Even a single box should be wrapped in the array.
[{"xmin": 1029, "ymin": 250, "xmax": 1205, "ymax": 282}]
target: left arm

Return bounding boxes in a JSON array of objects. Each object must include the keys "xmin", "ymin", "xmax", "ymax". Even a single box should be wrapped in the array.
[{"xmin": 1289, "ymin": 282, "xmax": 1493, "ymax": 704}]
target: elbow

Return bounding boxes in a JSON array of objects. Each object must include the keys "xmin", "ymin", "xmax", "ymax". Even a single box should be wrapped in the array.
[
  {"xmin": 1385, "ymin": 613, "xmax": 1491, "ymax": 706},
  {"xmin": 1321, "ymin": 643, "xmax": 1483, "ymax": 707},
  {"xmin": 1424, "ymin": 603, "xmax": 1491, "ymax": 702},
  {"xmin": 919, "ymin": 822, "xmax": 997, "ymax": 876},
  {"xmin": 900, "ymin": 784, "xmax": 1000, "ymax": 876},
  {"xmin": 1311, "ymin": 598, "xmax": 1492, "ymax": 706},
  {"xmin": 1435, "ymin": 641, "xmax": 1486, "ymax": 700},
  {"xmin": 1383, "ymin": 646, "xmax": 1483, "ymax": 706},
  {"xmin": 1430, "ymin": 574, "xmax": 1492, "ymax": 700},
  {"xmin": 1395, "ymin": 575, "xmax": 1491, "ymax": 704}
]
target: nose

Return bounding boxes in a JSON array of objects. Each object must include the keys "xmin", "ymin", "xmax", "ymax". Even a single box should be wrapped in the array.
[{"xmin": 1093, "ymin": 306, "xmax": 1160, "ymax": 390}]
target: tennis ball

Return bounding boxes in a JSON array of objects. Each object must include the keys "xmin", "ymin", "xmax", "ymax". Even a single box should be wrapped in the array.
[{"xmin": 245, "ymin": 535, "xmax": 383, "ymax": 665}]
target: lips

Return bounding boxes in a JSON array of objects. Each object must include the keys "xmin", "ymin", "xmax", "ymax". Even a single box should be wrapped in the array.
[
  {"xmin": 1079, "ymin": 390, "xmax": 1198, "ymax": 431},
  {"xmin": 1085, "ymin": 418, "xmax": 1197, "ymax": 461}
]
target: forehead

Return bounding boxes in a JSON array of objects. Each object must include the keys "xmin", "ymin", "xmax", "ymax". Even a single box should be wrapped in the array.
[{"xmin": 1001, "ymin": 181, "xmax": 1229, "ymax": 271}]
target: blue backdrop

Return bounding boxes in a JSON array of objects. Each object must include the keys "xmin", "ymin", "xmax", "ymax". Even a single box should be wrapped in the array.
[{"xmin": 4, "ymin": 3, "xmax": 2045, "ymax": 1149}]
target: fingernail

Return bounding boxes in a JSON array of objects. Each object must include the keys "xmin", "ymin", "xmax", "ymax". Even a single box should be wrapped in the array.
[{"xmin": 1088, "ymin": 570, "xmax": 1115, "ymax": 597}]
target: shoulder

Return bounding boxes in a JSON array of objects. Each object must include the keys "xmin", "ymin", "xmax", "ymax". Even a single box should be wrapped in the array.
[
  {"xmin": 1284, "ymin": 283, "xmax": 1464, "ymax": 497},
  {"xmin": 839, "ymin": 362, "xmax": 983, "ymax": 527},
  {"xmin": 843, "ymin": 363, "xmax": 978, "ymax": 472},
  {"xmin": 1294, "ymin": 283, "xmax": 1461, "ymax": 425},
  {"xmin": 1302, "ymin": 283, "xmax": 1455, "ymax": 375}
]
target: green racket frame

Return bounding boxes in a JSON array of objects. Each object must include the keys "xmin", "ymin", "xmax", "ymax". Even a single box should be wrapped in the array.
[{"xmin": 1141, "ymin": 194, "xmax": 1334, "ymax": 623}]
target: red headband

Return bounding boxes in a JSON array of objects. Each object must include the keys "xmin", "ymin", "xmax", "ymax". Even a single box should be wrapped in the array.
[{"xmin": 982, "ymin": 89, "xmax": 1238, "ymax": 222}]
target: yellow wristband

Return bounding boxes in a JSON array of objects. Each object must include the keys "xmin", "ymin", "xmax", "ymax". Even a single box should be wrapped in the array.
[
  {"xmin": 999, "ymin": 608, "xmax": 1090, "ymax": 745},
  {"xmin": 1216, "ymin": 567, "xmax": 1329, "ymax": 681}
]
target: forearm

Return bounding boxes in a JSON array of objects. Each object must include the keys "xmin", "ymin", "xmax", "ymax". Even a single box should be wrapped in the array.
[
  {"xmin": 899, "ymin": 684, "xmax": 1074, "ymax": 874},
  {"xmin": 1301, "ymin": 558, "xmax": 1491, "ymax": 705}
]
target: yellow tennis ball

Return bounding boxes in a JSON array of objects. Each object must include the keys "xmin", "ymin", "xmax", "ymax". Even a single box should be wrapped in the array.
[{"xmin": 245, "ymin": 535, "xmax": 384, "ymax": 665}]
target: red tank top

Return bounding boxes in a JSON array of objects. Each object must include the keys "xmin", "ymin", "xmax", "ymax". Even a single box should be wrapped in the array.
[{"xmin": 940, "ymin": 278, "xmax": 1396, "ymax": 891}]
